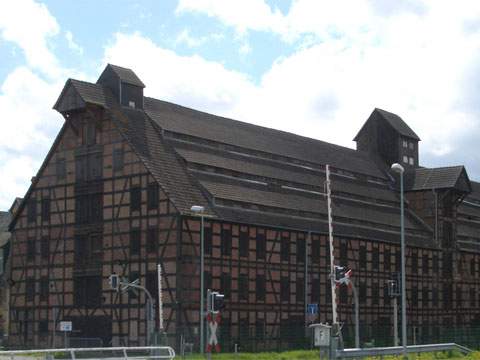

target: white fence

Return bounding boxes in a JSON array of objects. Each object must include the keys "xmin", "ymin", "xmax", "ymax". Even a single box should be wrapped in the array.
[{"xmin": 0, "ymin": 346, "xmax": 175, "ymax": 360}]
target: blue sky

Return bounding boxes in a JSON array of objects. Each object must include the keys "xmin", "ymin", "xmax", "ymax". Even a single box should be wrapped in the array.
[{"xmin": 2, "ymin": 0, "xmax": 480, "ymax": 208}]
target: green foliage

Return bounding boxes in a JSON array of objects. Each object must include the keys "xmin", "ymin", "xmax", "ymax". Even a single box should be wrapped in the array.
[{"xmin": 181, "ymin": 351, "xmax": 480, "ymax": 360}]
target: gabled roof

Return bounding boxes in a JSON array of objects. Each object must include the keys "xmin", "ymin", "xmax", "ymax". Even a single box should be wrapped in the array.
[
  {"xmin": 404, "ymin": 166, "xmax": 471, "ymax": 193},
  {"xmin": 354, "ymin": 108, "xmax": 420, "ymax": 141},
  {"xmin": 99, "ymin": 64, "xmax": 145, "ymax": 88}
]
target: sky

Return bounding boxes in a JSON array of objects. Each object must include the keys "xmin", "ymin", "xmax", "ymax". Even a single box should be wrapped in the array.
[{"xmin": 2, "ymin": 0, "xmax": 480, "ymax": 209}]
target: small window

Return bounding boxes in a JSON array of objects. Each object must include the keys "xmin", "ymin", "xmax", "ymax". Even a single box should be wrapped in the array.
[
  {"xmin": 256, "ymin": 233, "xmax": 266, "ymax": 260},
  {"xmin": 402, "ymin": 140, "xmax": 408, "ymax": 148},
  {"xmin": 412, "ymin": 287, "xmax": 418, "ymax": 307},
  {"xmin": 422, "ymin": 254, "xmax": 429, "ymax": 274},
  {"xmin": 41, "ymin": 198, "xmax": 50, "ymax": 222},
  {"xmin": 384, "ymin": 249, "xmax": 391, "ymax": 271},
  {"xmin": 256, "ymin": 320, "xmax": 265, "ymax": 340},
  {"xmin": 359, "ymin": 246, "xmax": 366, "ymax": 269},
  {"xmin": 26, "ymin": 278, "xmax": 35, "ymax": 301},
  {"xmin": 220, "ymin": 273, "xmax": 231, "ymax": 298},
  {"xmin": 456, "ymin": 286, "xmax": 462, "ymax": 307},
  {"xmin": 359, "ymin": 282, "xmax": 366, "ymax": 303},
  {"xmin": 340, "ymin": 241, "xmax": 348, "ymax": 265},
  {"xmin": 239, "ymin": 231, "xmax": 249, "ymax": 258},
  {"xmin": 311, "ymin": 240, "xmax": 320, "ymax": 263},
  {"xmin": 147, "ymin": 183, "xmax": 159, "ymax": 210},
  {"xmin": 372, "ymin": 283, "xmax": 379, "ymax": 305},
  {"xmin": 40, "ymin": 277, "xmax": 49, "ymax": 301},
  {"xmin": 147, "ymin": 227, "xmax": 158, "ymax": 253},
  {"xmin": 256, "ymin": 275, "xmax": 266, "ymax": 301},
  {"xmin": 113, "ymin": 149, "xmax": 124, "ymax": 172},
  {"xmin": 204, "ymin": 271, "xmax": 212, "ymax": 293},
  {"xmin": 409, "ymin": 157, "xmax": 414, "ymax": 165},
  {"xmin": 372, "ymin": 248, "xmax": 379, "ymax": 270},
  {"xmin": 146, "ymin": 271, "xmax": 158, "ymax": 300},
  {"xmin": 470, "ymin": 288, "xmax": 476, "ymax": 307},
  {"xmin": 384, "ymin": 283, "xmax": 391, "ymax": 306},
  {"xmin": 204, "ymin": 227, "xmax": 212, "ymax": 255},
  {"xmin": 83, "ymin": 122, "xmax": 96, "ymax": 146},
  {"xmin": 296, "ymin": 238, "xmax": 305, "ymax": 263},
  {"xmin": 56, "ymin": 158, "xmax": 66, "ymax": 180},
  {"xmin": 311, "ymin": 279, "xmax": 320, "ymax": 302},
  {"xmin": 40, "ymin": 237, "xmax": 49, "ymax": 259},
  {"xmin": 280, "ymin": 236, "xmax": 290, "ymax": 262},
  {"xmin": 432, "ymin": 288, "xmax": 439, "ymax": 307},
  {"xmin": 411, "ymin": 252, "xmax": 418, "ymax": 273},
  {"xmin": 39, "ymin": 320, "xmax": 49, "ymax": 334},
  {"xmin": 339, "ymin": 285, "xmax": 348, "ymax": 304},
  {"xmin": 409, "ymin": 142, "xmax": 414, "ymax": 150},
  {"xmin": 471, "ymin": 258, "xmax": 476, "ymax": 276},
  {"xmin": 403, "ymin": 155, "xmax": 409, "ymax": 163},
  {"xmin": 239, "ymin": 274, "xmax": 248, "ymax": 301},
  {"xmin": 221, "ymin": 228, "xmax": 232, "ymax": 256},
  {"xmin": 296, "ymin": 277, "xmax": 304, "ymax": 303},
  {"xmin": 130, "ymin": 228, "xmax": 141, "ymax": 255},
  {"xmin": 130, "ymin": 186, "xmax": 141, "ymax": 211},
  {"xmin": 128, "ymin": 101, "xmax": 136, "ymax": 108},
  {"xmin": 27, "ymin": 199, "xmax": 37, "ymax": 223},
  {"xmin": 280, "ymin": 277, "xmax": 289, "ymax": 302},
  {"xmin": 433, "ymin": 254, "xmax": 439, "ymax": 273},
  {"xmin": 422, "ymin": 287, "xmax": 429, "ymax": 307},
  {"xmin": 27, "ymin": 239, "xmax": 35, "ymax": 261}
]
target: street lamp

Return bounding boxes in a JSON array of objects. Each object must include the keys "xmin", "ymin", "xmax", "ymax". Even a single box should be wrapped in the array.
[
  {"xmin": 391, "ymin": 163, "xmax": 407, "ymax": 357},
  {"xmin": 191, "ymin": 205, "xmax": 205, "ymax": 354}
]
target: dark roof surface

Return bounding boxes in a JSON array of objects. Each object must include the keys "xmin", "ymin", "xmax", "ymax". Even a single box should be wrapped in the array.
[
  {"xmin": 375, "ymin": 108, "xmax": 420, "ymax": 140},
  {"xmin": 404, "ymin": 166, "xmax": 471, "ymax": 192},
  {"xmin": 106, "ymin": 64, "xmax": 145, "ymax": 87},
  {"xmin": 145, "ymin": 98, "xmax": 387, "ymax": 179}
]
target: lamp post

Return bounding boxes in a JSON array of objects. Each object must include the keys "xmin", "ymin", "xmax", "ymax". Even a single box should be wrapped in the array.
[
  {"xmin": 391, "ymin": 163, "xmax": 407, "ymax": 358},
  {"xmin": 191, "ymin": 205, "xmax": 205, "ymax": 354}
]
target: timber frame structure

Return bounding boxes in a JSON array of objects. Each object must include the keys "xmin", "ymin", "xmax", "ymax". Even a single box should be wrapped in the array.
[{"xmin": 7, "ymin": 64, "xmax": 480, "ymax": 349}]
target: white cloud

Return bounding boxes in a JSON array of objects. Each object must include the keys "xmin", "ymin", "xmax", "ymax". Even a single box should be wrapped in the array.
[
  {"xmin": 175, "ymin": 28, "xmax": 224, "ymax": 48},
  {"xmin": 65, "ymin": 30, "xmax": 83, "ymax": 54},
  {"xmin": 0, "ymin": 0, "xmax": 60, "ymax": 77}
]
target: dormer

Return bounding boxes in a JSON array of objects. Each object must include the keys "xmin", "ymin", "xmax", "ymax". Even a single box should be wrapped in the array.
[
  {"xmin": 97, "ymin": 64, "xmax": 145, "ymax": 109},
  {"xmin": 354, "ymin": 108, "xmax": 420, "ymax": 169}
]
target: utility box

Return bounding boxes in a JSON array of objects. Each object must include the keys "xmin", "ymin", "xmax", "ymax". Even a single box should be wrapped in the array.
[{"xmin": 309, "ymin": 323, "xmax": 331, "ymax": 347}]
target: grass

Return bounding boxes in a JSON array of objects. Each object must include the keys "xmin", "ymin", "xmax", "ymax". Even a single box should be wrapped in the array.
[{"xmin": 179, "ymin": 350, "xmax": 480, "ymax": 360}]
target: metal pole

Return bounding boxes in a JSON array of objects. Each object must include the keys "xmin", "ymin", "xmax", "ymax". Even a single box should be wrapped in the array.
[
  {"xmin": 304, "ymin": 231, "xmax": 310, "ymax": 332},
  {"xmin": 52, "ymin": 307, "xmax": 57, "ymax": 348},
  {"xmin": 326, "ymin": 165, "xmax": 338, "ymax": 327},
  {"xmin": 200, "ymin": 215, "xmax": 205, "ymax": 354},
  {"xmin": 158, "ymin": 264, "xmax": 164, "ymax": 331},
  {"xmin": 350, "ymin": 282, "xmax": 360, "ymax": 349},
  {"xmin": 394, "ymin": 297, "xmax": 399, "ymax": 347},
  {"xmin": 400, "ymin": 171, "xmax": 407, "ymax": 358}
]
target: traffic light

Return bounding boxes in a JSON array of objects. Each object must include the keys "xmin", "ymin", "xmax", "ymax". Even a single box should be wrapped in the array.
[
  {"xmin": 334, "ymin": 265, "xmax": 352, "ymax": 285},
  {"xmin": 109, "ymin": 274, "xmax": 119, "ymax": 291},
  {"xmin": 334, "ymin": 266, "xmax": 346, "ymax": 282},
  {"xmin": 209, "ymin": 292, "xmax": 225, "ymax": 312}
]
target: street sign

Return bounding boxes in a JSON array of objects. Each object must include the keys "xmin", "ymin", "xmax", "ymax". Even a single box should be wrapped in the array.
[
  {"xmin": 307, "ymin": 303, "xmax": 319, "ymax": 315},
  {"xmin": 59, "ymin": 321, "xmax": 72, "ymax": 332}
]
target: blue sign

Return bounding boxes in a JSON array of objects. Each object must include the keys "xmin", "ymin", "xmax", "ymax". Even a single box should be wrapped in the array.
[{"xmin": 307, "ymin": 303, "xmax": 319, "ymax": 315}]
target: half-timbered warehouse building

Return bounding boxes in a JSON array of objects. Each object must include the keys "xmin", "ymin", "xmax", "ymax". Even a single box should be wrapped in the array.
[{"xmin": 7, "ymin": 64, "xmax": 480, "ymax": 349}]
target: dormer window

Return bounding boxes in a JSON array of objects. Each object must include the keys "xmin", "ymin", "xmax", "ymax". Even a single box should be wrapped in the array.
[{"xmin": 128, "ymin": 101, "xmax": 136, "ymax": 108}]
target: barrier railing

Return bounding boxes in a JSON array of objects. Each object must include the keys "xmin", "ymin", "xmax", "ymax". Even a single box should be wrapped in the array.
[
  {"xmin": 0, "ymin": 346, "xmax": 176, "ymax": 360},
  {"xmin": 337, "ymin": 342, "xmax": 472, "ymax": 358}
]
